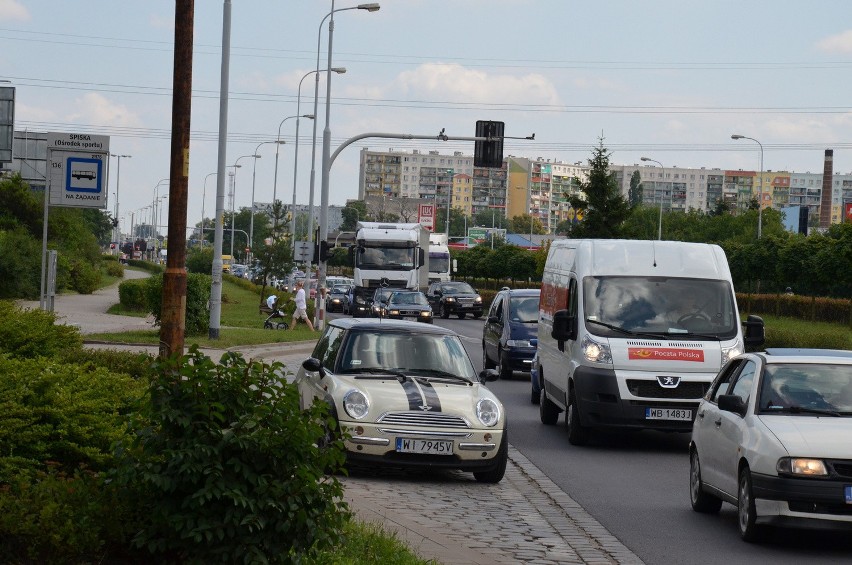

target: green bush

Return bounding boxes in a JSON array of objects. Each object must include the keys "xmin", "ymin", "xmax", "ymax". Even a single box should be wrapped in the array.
[
  {"xmin": 113, "ymin": 347, "xmax": 349, "ymax": 563},
  {"xmin": 70, "ymin": 259, "xmax": 102, "ymax": 294},
  {"xmin": 185, "ymin": 246, "xmax": 213, "ymax": 274},
  {"xmin": 119, "ymin": 278, "xmax": 149, "ymax": 311},
  {"xmin": 61, "ymin": 347, "xmax": 157, "ymax": 381},
  {"xmin": 104, "ymin": 259, "xmax": 125, "ymax": 278},
  {"xmin": 145, "ymin": 273, "xmax": 211, "ymax": 336},
  {"xmin": 738, "ymin": 292, "xmax": 852, "ymax": 327},
  {"xmin": 0, "ymin": 301, "xmax": 83, "ymax": 359},
  {"xmin": 0, "ymin": 227, "xmax": 43, "ymax": 299},
  {"xmin": 0, "ymin": 355, "xmax": 145, "ymax": 483}
]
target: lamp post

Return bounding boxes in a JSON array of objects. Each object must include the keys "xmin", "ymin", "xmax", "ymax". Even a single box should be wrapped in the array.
[
  {"xmin": 270, "ymin": 113, "xmax": 313, "ymax": 236},
  {"xmin": 640, "ymin": 157, "xmax": 665, "ymax": 240},
  {"xmin": 291, "ymin": 68, "xmax": 343, "ymax": 254},
  {"xmin": 249, "ymin": 141, "xmax": 284, "ymax": 266},
  {"xmin": 731, "ymin": 134, "xmax": 764, "ymax": 239},
  {"xmin": 109, "ymin": 154, "xmax": 131, "ymax": 244},
  {"xmin": 445, "ymin": 168, "xmax": 453, "ymax": 237},
  {"xmin": 201, "ymin": 172, "xmax": 217, "ymax": 247},
  {"xmin": 317, "ymin": 1, "xmax": 380, "ymax": 330},
  {"xmin": 231, "ymin": 154, "xmax": 260, "ymax": 258},
  {"xmin": 151, "ymin": 178, "xmax": 169, "ymax": 259}
]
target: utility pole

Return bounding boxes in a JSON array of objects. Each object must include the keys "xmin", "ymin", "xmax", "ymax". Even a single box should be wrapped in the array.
[{"xmin": 160, "ymin": 0, "xmax": 194, "ymax": 358}]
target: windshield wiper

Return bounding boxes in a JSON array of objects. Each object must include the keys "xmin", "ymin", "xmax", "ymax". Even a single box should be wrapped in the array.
[
  {"xmin": 764, "ymin": 405, "xmax": 840, "ymax": 417},
  {"xmin": 343, "ymin": 368, "xmax": 408, "ymax": 382},
  {"xmin": 408, "ymin": 369, "xmax": 471, "ymax": 383},
  {"xmin": 587, "ymin": 319, "xmax": 665, "ymax": 338}
]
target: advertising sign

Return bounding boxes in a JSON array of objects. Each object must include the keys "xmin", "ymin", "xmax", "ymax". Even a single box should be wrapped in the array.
[
  {"xmin": 846, "ymin": 202, "xmax": 852, "ymax": 222},
  {"xmin": 418, "ymin": 203, "xmax": 436, "ymax": 231}
]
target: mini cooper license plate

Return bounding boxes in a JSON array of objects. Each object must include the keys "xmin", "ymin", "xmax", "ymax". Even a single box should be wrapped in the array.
[
  {"xmin": 845, "ymin": 485, "xmax": 852, "ymax": 504},
  {"xmin": 396, "ymin": 438, "xmax": 453, "ymax": 455},
  {"xmin": 645, "ymin": 407, "xmax": 692, "ymax": 421}
]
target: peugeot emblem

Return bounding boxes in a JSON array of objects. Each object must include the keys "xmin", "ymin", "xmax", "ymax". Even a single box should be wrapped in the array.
[
  {"xmin": 419, "ymin": 404, "xmax": 432, "ymax": 411},
  {"xmin": 657, "ymin": 376, "xmax": 681, "ymax": 388}
]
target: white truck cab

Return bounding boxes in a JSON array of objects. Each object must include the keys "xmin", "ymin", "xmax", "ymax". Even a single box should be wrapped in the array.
[{"xmin": 536, "ymin": 239, "xmax": 765, "ymax": 445}]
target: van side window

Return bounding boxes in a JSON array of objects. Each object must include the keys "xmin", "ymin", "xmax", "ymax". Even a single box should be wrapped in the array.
[{"xmin": 568, "ymin": 278, "xmax": 578, "ymax": 317}]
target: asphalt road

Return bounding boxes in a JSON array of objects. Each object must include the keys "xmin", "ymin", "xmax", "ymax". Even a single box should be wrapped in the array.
[{"xmin": 418, "ymin": 314, "xmax": 852, "ymax": 565}]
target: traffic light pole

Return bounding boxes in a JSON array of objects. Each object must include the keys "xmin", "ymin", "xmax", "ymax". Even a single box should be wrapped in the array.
[{"xmin": 314, "ymin": 128, "xmax": 534, "ymax": 331}]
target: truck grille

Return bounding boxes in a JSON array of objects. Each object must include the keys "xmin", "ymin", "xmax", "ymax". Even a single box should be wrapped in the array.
[{"xmin": 626, "ymin": 379, "xmax": 709, "ymax": 399}]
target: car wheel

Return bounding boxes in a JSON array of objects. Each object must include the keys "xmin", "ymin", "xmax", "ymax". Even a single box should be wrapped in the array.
[
  {"xmin": 457, "ymin": 312, "xmax": 466, "ymax": 319},
  {"xmin": 497, "ymin": 348, "xmax": 512, "ymax": 380},
  {"xmin": 482, "ymin": 343, "xmax": 496, "ymax": 370},
  {"xmin": 440, "ymin": 303, "xmax": 450, "ymax": 319},
  {"xmin": 566, "ymin": 387, "xmax": 590, "ymax": 446},
  {"xmin": 539, "ymin": 388, "xmax": 560, "ymax": 425},
  {"xmin": 473, "ymin": 430, "xmax": 508, "ymax": 484},
  {"xmin": 738, "ymin": 467, "xmax": 762, "ymax": 542},
  {"xmin": 690, "ymin": 449, "xmax": 722, "ymax": 513}
]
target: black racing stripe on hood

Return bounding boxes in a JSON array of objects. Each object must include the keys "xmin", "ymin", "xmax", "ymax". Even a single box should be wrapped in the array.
[
  {"xmin": 401, "ymin": 379, "xmax": 422, "ymax": 411},
  {"xmin": 415, "ymin": 379, "xmax": 442, "ymax": 412}
]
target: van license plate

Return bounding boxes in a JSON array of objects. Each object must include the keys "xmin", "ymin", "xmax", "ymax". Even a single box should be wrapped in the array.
[
  {"xmin": 645, "ymin": 408, "xmax": 692, "ymax": 421},
  {"xmin": 396, "ymin": 438, "xmax": 453, "ymax": 455}
]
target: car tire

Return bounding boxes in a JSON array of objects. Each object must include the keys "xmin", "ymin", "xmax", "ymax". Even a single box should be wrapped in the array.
[
  {"xmin": 540, "ymin": 388, "xmax": 560, "ymax": 425},
  {"xmin": 482, "ymin": 343, "xmax": 496, "ymax": 370},
  {"xmin": 566, "ymin": 387, "xmax": 590, "ymax": 446},
  {"xmin": 497, "ymin": 348, "xmax": 512, "ymax": 380},
  {"xmin": 440, "ymin": 303, "xmax": 450, "ymax": 319},
  {"xmin": 473, "ymin": 430, "xmax": 508, "ymax": 484},
  {"xmin": 738, "ymin": 467, "xmax": 762, "ymax": 542},
  {"xmin": 457, "ymin": 312, "xmax": 466, "ymax": 319},
  {"xmin": 690, "ymin": 449, "xmax": 722, "ymax": 513}
]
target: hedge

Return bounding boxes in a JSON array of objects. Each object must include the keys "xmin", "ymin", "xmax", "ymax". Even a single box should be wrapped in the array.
[{"xmin": 737, "ymin": 292, "xmax": 852, "ymax": 327}]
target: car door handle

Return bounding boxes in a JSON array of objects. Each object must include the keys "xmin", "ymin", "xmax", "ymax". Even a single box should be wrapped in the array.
[
  {"xmin": 714, "ymin": 418, "xmax": 722, "ymax": 427},
  {"xmin": 697, "ymin": 411, "xmax": 705, "ymax": 419}
]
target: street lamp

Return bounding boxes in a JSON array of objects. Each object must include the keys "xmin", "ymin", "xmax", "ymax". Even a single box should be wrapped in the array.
[
  {"xmin": 231, "ymin": 154, "xmax": 260, "ymax": 258},
  {"xmin": 317, "ymin": 1, "xmax": 380, "ymax": 329},
  {"xmin": 249, "ymin": 141, "xmax": 285, "ymax": 265},
  {"xmin": 151, "ymin": 178, "xmax": 169, "ymax": 259},
  {"xmin": 109, "ymin": 153, "xmax": 131, "ymax": 243},
  {"xmin": 200, "ymin": 172, "xmax": 217, "ymax": 247},
  {"xmin": 292, "ymin": 68, "xmax": 343, "ymax": 254},
  {"xmin": 731, "ymin": 134, "xmax": 764, "ymax": 239},
  {"xmin": 640, "ymin": 157, "xmax": 665, "ymax": 240}
]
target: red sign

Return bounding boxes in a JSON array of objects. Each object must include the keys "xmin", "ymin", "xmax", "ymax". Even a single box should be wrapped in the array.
[
  {"xmin": 628, "ymin": 348, "xmax": 705, "ymax": 362},
  {"xmin": 418, "ymin": 203, "xmax": 436, "ymax": 231}
]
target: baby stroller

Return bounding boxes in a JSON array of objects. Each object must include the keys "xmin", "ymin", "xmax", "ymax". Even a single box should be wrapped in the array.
[{"xmin": 263, "ymin": 297, "xmax": 289, "ymax": 330}]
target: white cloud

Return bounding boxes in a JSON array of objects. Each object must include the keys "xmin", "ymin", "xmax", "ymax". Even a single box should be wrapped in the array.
[
  {"xmin": 0, "ymin": 0, "xmax": 29, "ymax": 22},
  {"xmin": 149, "ymin": 13, "xmax": 173, "ymax": 31},
  {"xmin": 815, "ymin": 29, "xmax": 852, "ymax": 54},
  {"xmin": 66, "ymin": 93, "xmax": 144, "ymax": 128},
  {"xmin": 394, "ymin": 63, "xmax": 560, "ymax": 106},
  {"xmin": 14, "ymin": 102, "xmax": 56, "ymax": 122}
]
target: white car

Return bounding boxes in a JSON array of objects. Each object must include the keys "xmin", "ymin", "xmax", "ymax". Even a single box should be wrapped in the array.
[
  {"xmin": 689, "ymin": 349, "xmax": 852, "ymax": 541},
  {"xmin": 296, "ymin": 318, "xmax": 508, "ymax": 483}
]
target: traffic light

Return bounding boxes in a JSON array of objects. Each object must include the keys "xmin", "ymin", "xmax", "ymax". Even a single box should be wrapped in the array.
[
  {"xmin": 798, "ymin": 206, "xmax": 809, "ymax": 235},
  {"xmin": 474, "ymin": 120, "xmax": 504, "ymax": 168},
  {"xmin": 319, "ymin": 240, "xmax": 332, "ymax": 262}
]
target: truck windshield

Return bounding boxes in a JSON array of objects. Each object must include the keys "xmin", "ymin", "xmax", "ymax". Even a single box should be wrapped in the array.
[
  {"xmin": 357, "ymin": 246, "xmax": 415, "ymax": 270},
  {"xmin": 582, "ymin": 276, "xmax": 738, "ymax": 339},
  {"xmin": 429, "ymin": 252, "xmax": 450, "ymax": 273}
]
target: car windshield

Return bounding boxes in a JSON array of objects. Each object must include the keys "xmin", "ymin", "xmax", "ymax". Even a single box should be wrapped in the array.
[
  {"xmin": 509, "ymin": 295, "xmax": 539, "ymax": 323},
  {"xmin": 331, "ymin": 286, "xmax": 347, "ymax": 295},
  {"xmin": 441, "ymin": 282, "xmax": 475, "ymax": 295},
  {"xmin": 582, "ymin": 276, "xmax": 738, "ymax": 339},
  {"xmin": 390, "ymin": 292, "xmax": 428, "ymax": 306},
  {"xmin": 374, "ymin": 289, "xmax": 394, "ymax": 302},
  {"xmin": 758, "ymin": 363, "xmax": 852, "ymax": 414},
  {"xmin": 338, "ymin": 330, "xmax": 477, "ymax": 381}
]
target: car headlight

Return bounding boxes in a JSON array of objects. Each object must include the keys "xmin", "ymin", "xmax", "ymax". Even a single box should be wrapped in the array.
[
  {"xmin": 389, "ymin": 309, "xmax": 400, "ymax": 315},
  {"xmin": 777, "ymin": 457, "xmax": 828, "ymax": 477},
  {"xmin": 331, "ymin": 298, "xmax": 341, "ymax": 304},
  {"xmin": 343, "ymin": 389, "xmax": 369, "ymax": 419},
  {"xmin": 420, "ymin": 311, "xmax": 431, "ymax": 317},
  {"xmin": 475, "ymin": 296, "xmax": 482, "ymax": 303},
  {"xmin": 445, "ymin": 297, "xmax": 456, "ymax": 303},
  {"xmin": 476, "ymin": 398, "xmax": 500, "ymax": 427},
  {"xmin": 507, "ymin": 339, "xmax": 532, "ymax": 348},
  {"xmin": 581, "ymin": 334, "xmax": 612, "ymax": 364},
  {"xmin": 721, "ymin": 340, "xmax": 743, "ymax": 365}
]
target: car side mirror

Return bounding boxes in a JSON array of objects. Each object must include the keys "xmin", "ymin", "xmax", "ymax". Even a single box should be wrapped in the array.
[
  {"xmin": 302, "ymin": 357, "xmax": 325, "ymax": 379},
  {"xmin": 718, "ymin": 394, "xmax": 747, "ymax": 417},
  {"xmin": 478, "ymin": 369, "xmax": 499, "ymax": 383},
  {"xmin": 551, "ymin": 309, "xmax": 576, "ymax": 342},
  {"xmin": 742, "ymin": 314, "xmax": 765, "ymax": 348}
]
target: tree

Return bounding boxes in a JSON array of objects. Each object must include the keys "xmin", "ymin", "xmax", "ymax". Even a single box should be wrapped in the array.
[
  {"xmin": 564, "ymin": 136, "xmax": 632, "ymax": 238},
  {"xmin": 628, "ymin": 169, "xmax": 643, "ymax": 208},
  {"xmin": 508, "ymin": 214, "xmax": 545, "ymax": 235},
  {"xmin": 340, "ymin": 200, "xmax": 367, "ymax": 231},
  {"xmin": 435, "ymin": 207, "xmax": 467, "ymax": 237}
]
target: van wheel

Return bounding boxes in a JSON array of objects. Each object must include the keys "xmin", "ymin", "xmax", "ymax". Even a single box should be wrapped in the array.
[
  {"xmin": 539, "ymin": 389, "xmax": 560, "ymax": 425},
  {"xmin": 497, "ymin": 348, "xmax": 512, "ymax": 380},
  {"xmin": 566, "ymin": 388, "xmax": 590, "ymax": 446}
]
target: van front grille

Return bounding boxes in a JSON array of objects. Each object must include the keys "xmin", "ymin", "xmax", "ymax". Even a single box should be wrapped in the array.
[{"xmin": 626, "ymin": 379, "xmax": 709, "ymax": 399}]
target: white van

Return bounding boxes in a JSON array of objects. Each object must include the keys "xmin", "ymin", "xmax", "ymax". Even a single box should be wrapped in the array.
[{"xmin": 536, "ymin": 239, "xmax": 764, "ymax": 445}]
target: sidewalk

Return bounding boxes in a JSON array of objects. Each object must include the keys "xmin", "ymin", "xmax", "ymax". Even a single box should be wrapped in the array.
[{"xmin": 18, "ymin": 274, "xmax": 644, "ymax": 565}]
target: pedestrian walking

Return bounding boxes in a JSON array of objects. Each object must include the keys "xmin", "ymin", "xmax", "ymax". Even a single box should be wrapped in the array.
[{"xmin": 290, "ymin": 280, "xmax": 315, "ymax": 331}]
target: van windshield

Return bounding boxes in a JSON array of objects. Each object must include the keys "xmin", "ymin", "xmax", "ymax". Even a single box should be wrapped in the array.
[{"xmin": 582, "ymin": 276, "xmax": 738, "ymax": 339}]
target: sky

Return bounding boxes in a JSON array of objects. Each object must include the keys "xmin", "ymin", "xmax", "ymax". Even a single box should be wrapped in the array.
[{"xmin": 2, "ymin": 0, "xmax": 852, "ymax": 234}]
